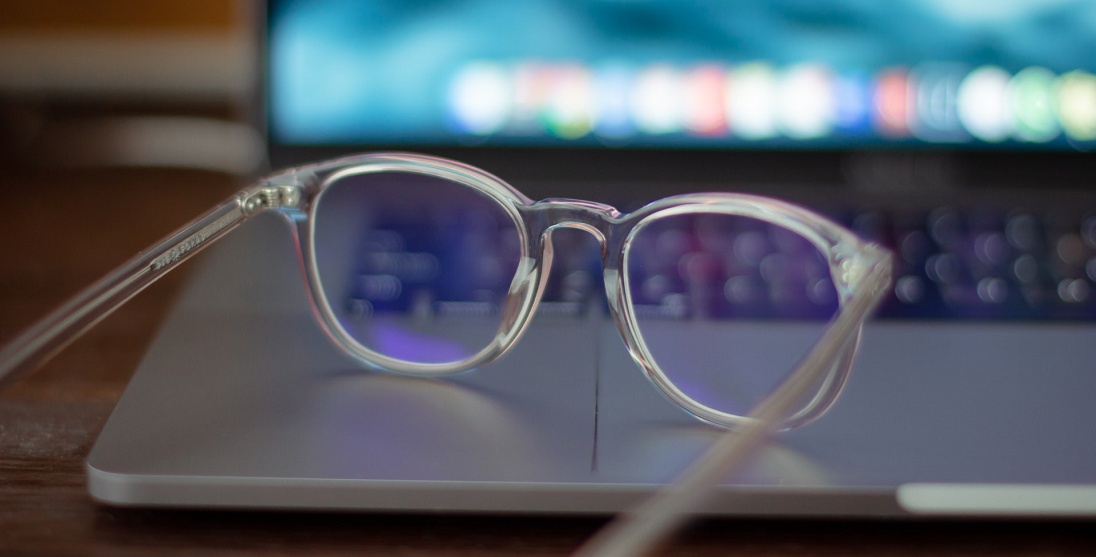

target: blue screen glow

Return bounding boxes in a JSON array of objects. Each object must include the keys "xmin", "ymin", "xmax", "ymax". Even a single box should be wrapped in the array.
[{"xmin": 269, "ymin": 0, "xmax": 1096, "ymax": 150}]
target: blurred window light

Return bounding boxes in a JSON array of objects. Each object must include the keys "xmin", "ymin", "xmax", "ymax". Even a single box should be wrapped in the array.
[{"xmin": 38, "ymin": 116, "xmax": 263, "ymax": 175}]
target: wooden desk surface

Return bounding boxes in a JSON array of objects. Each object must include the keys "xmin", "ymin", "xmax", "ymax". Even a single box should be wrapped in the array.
[{"xmin": 0, "ymin": 167, "xmax": 1093, "ymax": 556}]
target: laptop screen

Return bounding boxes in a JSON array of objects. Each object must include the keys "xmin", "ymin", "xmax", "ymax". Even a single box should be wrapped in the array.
[{"xmin": 267, "ymin": 0, "xmax": 1096, "ymax": 153}]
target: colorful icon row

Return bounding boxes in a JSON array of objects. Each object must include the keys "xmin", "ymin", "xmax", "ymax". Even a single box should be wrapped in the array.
[{"xmin": 446, "ymin": 61, "xmax": 1096, "ymax": 144}]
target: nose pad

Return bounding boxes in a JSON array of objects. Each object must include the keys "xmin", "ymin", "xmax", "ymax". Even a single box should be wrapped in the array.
[{"xmin": 539, "ymin": 227, "xmax": 606, "ymax": 307}]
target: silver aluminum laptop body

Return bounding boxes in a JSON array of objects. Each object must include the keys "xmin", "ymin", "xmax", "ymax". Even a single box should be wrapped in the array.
[{"xmin": 87, "ymin": 212, "xmax": 1096, "ymax": 516}]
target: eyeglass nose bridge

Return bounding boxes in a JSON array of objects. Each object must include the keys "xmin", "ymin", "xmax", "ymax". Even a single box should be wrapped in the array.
[{"xmin": 521, "ymin": 198, "xmax": 623, "ymax": 255}]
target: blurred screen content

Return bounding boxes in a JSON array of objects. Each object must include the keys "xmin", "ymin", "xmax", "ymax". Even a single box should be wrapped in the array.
[{"xmin": 269, "ymin": 0, "xmax": 1096, "ymax": 150}]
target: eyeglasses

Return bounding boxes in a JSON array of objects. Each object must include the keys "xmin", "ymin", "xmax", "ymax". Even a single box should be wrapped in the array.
[
  {"xmin": 0, "ymin": 152, "xmax": 892, "ymax": 431},
  {"xmin": 0, "ymin": 152, "xmax": 892, "ymax": 556}
]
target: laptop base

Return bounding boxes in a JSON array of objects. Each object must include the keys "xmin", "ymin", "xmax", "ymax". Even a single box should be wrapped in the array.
[{"xmin": 87, "ymin": 213, "xmax": 1096, "ymax": 516}]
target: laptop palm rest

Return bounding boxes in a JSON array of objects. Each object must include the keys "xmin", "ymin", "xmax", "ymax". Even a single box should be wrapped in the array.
[{"xmin": 87, "ymin": 213, "xmax": 1096, "ymax": 516}]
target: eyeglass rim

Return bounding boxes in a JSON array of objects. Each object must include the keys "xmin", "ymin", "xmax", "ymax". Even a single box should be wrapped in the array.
[
  {"xmin": 300, "ymin": 154, "xmax": 543, "ymax": 377},
  {"xmin": 615, "ymin": 198, "xmax": 887, "ymax": 429},
  {"xmin": 293, "ymin": 153, "xmax": 892, "ymax": 429}
]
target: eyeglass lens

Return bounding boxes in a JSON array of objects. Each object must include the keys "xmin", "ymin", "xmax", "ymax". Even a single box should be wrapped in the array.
[
  {"xmin": 312, "ymin": 172, "xmax": 522, "ymax": 364},
  {"xmin": 313, "ymin": 171, "xmax": 840, "ymax": 417},
  {"xmin": 625, "ymin": 213, "xmax": 839, "ymax": 417}
]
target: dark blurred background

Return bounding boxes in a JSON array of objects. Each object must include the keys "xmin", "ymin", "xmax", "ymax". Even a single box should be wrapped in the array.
[{"xmin": 0, "ymin": 0, "xmax": 262, "ymax": 176}]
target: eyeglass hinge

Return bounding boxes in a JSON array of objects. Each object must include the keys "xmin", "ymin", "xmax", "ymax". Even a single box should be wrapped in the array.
[{"xmin": 242, "ymin": 185, "xmax": 304, "ymax": 216}]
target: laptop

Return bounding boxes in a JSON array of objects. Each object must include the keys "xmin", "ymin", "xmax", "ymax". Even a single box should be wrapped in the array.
[{"xmin": 86, "ymin": 0, "xmax": 1096, "ymax": 516}]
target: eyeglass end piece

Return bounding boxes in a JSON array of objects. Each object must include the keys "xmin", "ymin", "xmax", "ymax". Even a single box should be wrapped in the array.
[{"xmin": 243, "ymin": 184, "xmax": 306, "ymax": 216}]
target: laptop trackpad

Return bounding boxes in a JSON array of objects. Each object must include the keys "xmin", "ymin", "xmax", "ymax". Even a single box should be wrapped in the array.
[{"xmin": 597, "ymin": 321, "xmax": 1096, "ymax": 486}]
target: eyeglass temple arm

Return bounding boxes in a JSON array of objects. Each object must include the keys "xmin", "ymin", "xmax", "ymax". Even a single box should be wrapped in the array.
[
  {"xmin": 574, "ymin": 253, "xmax": 893, "ymax": 557},
  {"xmin": 0, "ymin": 184, "xmax": 295, "ymax": 391}
]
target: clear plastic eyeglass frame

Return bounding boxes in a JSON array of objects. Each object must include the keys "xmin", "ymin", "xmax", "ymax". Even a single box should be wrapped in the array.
[{"xmin": 0, "ymin": 152, "xmax": 892, "ymax": 430}]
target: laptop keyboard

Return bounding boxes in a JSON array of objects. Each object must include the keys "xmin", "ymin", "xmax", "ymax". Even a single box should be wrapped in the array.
[
  {"xmin": 849, "ymin": 207, "xmax": 1096, "ymax": 320},
  {"xmin": 348, "ymin": 206, "xmax": 1096, "ymax": 321},
  {"xmin": 535, "ymin": 207, "xmax": 1096, "ymax": 320}
]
